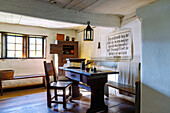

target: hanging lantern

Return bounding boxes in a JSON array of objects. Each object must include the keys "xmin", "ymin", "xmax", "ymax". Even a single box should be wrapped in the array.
[{"xmin": 84, "ymin": 21, "xmax": 94, "ymax": 41}]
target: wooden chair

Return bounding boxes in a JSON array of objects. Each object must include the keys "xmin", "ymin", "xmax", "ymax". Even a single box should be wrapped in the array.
[{"xmin": 44, "ymin": 60, "xmax": 72, "ymax": 109}]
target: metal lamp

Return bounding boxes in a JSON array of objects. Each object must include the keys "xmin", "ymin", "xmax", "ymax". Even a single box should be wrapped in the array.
[{"xmin": 84, "ymin": 21, "xmax": 94, "ymax": 41}]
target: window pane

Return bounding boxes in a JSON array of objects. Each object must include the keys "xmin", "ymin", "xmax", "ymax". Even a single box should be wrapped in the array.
[
  {"xmin": 6, "ymin": 35, "xmax": 23, "ymax": 58},
  {"xmin": 29, "ymin": 38, "xmax": 35, "ymax": 44},
  {"xmin": 16, "ymin": 51, "xmax": 22, "ymax": 57},
  {"xmin": 36, "ymin": 38, "xmax": 42, "ymax": 44},
  {"xmin": 7, "ymin": 44, "xmax": 15, "ymax": 50},
  {"xmin": 7, "ymin": 36, "xmax": 15, "ymax": 43},
  {"xmin": 30, "ymin": 45, "xmax": 35, "ymax": 50},
  {"xmin": 0, "ymin": 33, "xmax": 1, "ymax": 58},
  {"xmin": 29, "ymin": 51, "xmax": 36, "ymax": 57},
  {"xmin": 7, "ymin": 51, "xmax": 15, "ymax": 57},
  {"xmin": 28, "ymin": 37, "xmax": 45, "ymax": 58},
  {"xmin": 16, "ymin": 44, "xmax": 22, "ymax": 50},
  {"xmin": 36, "ymin": 51, "xmax": 42, "ymax": 57},
  {"xmin": 29, "ymin": 37, "xmax": 43, "ymax": 58},
  {"xmin": 36, "ymin": 45, "xmax": 42, "ymax": 50},
  {"xmin": 16, "ymin": 37, "xmax": 22, "ymax": 43}
]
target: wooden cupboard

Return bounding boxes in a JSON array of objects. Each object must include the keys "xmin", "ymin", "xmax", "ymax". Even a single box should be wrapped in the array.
[{"xmin": 50, "ymin": 41, "xmax": 78, "ymax": 76}]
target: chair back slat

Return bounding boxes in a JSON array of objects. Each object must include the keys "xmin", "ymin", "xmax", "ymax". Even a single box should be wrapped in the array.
[
  {"xmin": 51, "ymin": 60, "xmax": 57, "ymax": 82},
  {"xmin": 45, "ymin": 63, "xmax": 54, "ymax": 77},
  {"xmin": 44, "ymin": 61, "xmax": 58, "ymax": 87}
]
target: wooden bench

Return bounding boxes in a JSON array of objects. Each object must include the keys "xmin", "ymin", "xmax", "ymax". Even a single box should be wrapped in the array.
[
  {"xmin": 0, "ymin": 74, "xmax": 46, "ymax": 95},
  {"xmin": 106, "ymin": 81, "xmax": 140, "ymax": 113},
  {"xmin": 106, "ymin": 81, "xmax": 136, "ymax": 95}
]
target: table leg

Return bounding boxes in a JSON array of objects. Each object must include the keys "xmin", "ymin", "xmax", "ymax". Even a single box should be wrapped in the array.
[
  {"xmin": 104, "ymin": 83, "xmax": 109, "ymax": 97},
  {"xmin": 86, "ymin": 77, "xmax": 108, "ymax": 113},
  {"xmin": 70, "ymin": 80, "xmax": 81, "ymax": 98}
]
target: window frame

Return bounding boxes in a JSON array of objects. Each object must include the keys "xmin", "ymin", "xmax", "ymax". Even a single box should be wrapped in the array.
[
  {"xmin": 0, "ymin": 33, "xmax": 2, "ymax": 58},
  {"xmin": 0, "ymin": 32, "xmax": 46, "ymax": 59},
  {"xmin": 5, "ymin": 34, "xmax": 24, "ymax": 59},
  {"xmin": 28, "ymin": 36, "xmax": 46, "ymax": 59}
]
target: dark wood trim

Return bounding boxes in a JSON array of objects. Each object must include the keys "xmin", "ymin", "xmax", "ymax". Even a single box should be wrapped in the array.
[
  {"xmin": 0, "ymin": 80, "xmax": 2, "ymax": 95},
  {"xmin": 22, "ymin": 36, "xmax": 24, "ymax": 58},
  {"xmin": 28, "ymin": 36, "xmax": 30, "ymax": 58},
  {"xmin": 23, "ymin": 35, "xmax": 28, "ymax": 58},
  {"xmin": 2, "ymin": 84, "xmax": 44, "ymax": 92},
  {"xmin": 35, "ymin": 37, "xmax": 37, "ymax": 56},
  {"xmin": 13, "ymin": 74, "xmax": 45, "ymax": 79},
  {"xmin": 42, "ymin": 38, "xmax": 44, "ymax": 58},
  {"xmin": 135, "ymin": 81, "xmax": 140, "ymax": 113},
  {"xmin": 5, "ymin": 34, "xmax": 7, "ymax": 58},
  {"xmin": 26, "ymin": 35, "xmax": 28, "ymax": 58}
]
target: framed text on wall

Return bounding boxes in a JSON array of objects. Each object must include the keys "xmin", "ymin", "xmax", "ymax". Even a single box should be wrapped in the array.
[{"xmin": 106, "ymin": 30, "xmax": 133, "ymax": 60}]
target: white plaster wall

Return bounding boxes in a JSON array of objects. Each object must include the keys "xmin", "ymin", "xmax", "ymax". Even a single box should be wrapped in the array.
[
  {"xmin": 111, "ymin": 18, "xmax": 141, "ymax": 97},
  {"xmin": 77, "ymin": 27, "xmax": 115, "ymax": 60},
  {"xmin": 0, "ymin": 23, "xmax": 77, "ymax": 88},
  {"xmin": 77, "ymin": 18, "xmax": 141, "ymax": 63},
  {"xmin": 121, "ymin": 18, "xmax": 141, "ymax": 62},
  {"xmin": 137, "ymin": 0, "xmax": 170, "ymax": 112}
]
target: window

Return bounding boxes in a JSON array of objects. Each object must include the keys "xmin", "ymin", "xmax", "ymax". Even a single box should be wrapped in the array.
[
  {"xmin": 6, "ymin": 35, "xmax": 23, "ymax": 58},
  {"xmin": 28, "ymin": 37, "xmax": 45, "ymax": 58},
  {"xmin": 0, "ymin": 32, "xmax": 46, "ymax": 59}
]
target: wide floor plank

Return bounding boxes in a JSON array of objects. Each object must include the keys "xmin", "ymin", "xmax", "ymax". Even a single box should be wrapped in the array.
[{"xmin": 0, "ymin": 88, "xmax": 135, "ymax": 113}]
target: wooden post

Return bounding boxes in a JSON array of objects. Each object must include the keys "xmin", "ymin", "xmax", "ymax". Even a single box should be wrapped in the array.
[{"xmin": 0, "ymin": 80, "xmax": 2, "ymax": 95}]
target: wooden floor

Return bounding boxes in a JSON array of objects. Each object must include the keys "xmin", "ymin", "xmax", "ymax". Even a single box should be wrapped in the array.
[{"xmin": 0, "ymin": 88, "xmax": 135, "ymax": 113}]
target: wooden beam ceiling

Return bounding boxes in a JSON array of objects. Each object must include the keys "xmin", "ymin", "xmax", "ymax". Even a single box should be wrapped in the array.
[{"xmin": 0, "ymin": 0, "xmax": 120, "ymax": 27}]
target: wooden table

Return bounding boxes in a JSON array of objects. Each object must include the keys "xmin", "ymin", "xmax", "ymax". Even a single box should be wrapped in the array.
[{"xmin": 59, "ymin": 67, "xmax": 119, "ymax": 113}]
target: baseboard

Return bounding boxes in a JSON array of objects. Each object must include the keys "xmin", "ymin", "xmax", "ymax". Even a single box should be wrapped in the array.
[{"xmin": 3, "ymin": 84, "xmax": 44, "ymax": 92}]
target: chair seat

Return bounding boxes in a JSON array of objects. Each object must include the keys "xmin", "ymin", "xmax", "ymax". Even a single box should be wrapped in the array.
[{"xmin": 50, "ymin": 81, "xmax": 72, "ymax": 89}]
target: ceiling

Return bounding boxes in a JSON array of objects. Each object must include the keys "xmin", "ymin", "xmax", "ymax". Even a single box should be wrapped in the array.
[
  {"xmin": 45, "ymin": 0, "xmax": 158, "ymax": 15},
  {"xmin": 0, "ymin": 11, "xmax": 85, "ymax": 29},
  {"xmin": 0, "ymin": 0, "xmax": 158, "ymax": 29}
]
